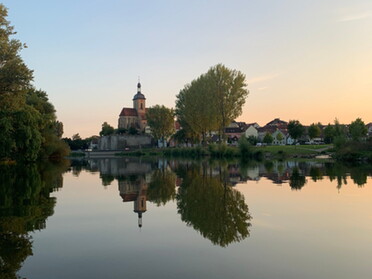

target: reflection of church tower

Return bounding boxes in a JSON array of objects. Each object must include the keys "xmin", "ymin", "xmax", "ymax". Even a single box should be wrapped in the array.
[
  {"xmin": 134, "ymin": 185, "xmax": 147, "ymax": 228},
  {"xmin": 119, "ymin": 176, "xmax": 148, "ymax": 227}
]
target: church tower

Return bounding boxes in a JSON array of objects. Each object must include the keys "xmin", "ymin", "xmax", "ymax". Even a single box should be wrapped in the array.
[{"xmin": 133, "ymin": 82, "xmax": 146, "ymax": 114}]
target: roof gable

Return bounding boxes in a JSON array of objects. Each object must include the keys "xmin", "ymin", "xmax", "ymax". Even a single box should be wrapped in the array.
[{"xmin": 119, "ymin": 108, "xmax": 138, "ymax": 117}]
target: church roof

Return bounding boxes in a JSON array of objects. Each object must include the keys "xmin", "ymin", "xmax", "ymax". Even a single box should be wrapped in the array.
[
  {"xmin": 133, "ymin": 92, "xmax": 146, "ymax": 100},
  {"xmin": 119, "ymin": 108, "xmax": 138, "ymax": 117}
]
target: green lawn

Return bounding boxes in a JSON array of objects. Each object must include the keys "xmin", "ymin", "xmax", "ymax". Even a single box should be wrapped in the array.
[{"xmin": 254, "ymin": 144, "xmax": 332, "ymax": 155}]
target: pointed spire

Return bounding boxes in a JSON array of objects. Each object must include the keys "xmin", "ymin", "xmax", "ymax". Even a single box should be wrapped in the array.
[
  {"xmin": 137, "ymin": 76, "xmax": 141, "ymax": 93},
  {"xmin": 138, "ymin": 212, "xmax": 143, "ymax": 228}
]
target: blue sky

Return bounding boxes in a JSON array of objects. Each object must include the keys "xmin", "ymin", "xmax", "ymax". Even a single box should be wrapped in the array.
[{"xmin": 3, "ymin": 0, "xmax": 372, "ymax": 137}]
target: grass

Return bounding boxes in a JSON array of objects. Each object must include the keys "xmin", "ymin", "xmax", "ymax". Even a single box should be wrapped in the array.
[
  {"xmin": 254, "ymin": 144, "xmax": 332, "ymax": 156},
  {"xmin": 113, "ymin": 144, "xmax": 334, "ymax": 160}
]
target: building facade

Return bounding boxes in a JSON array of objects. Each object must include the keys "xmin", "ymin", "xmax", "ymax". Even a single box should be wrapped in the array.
[{"xmin": 118, "ymin": 82, "xmax": 147, "ymax": 131}]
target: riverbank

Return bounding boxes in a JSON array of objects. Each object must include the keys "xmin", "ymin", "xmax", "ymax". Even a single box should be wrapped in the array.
[{"xmin": 70, "ymin": 144, "xmax": 334, "ymax": 160}]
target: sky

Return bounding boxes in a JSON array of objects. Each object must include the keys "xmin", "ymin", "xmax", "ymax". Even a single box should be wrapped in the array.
[{"xmin": 2, "ymin": 0, "xmax": 372, "ymax": 138}]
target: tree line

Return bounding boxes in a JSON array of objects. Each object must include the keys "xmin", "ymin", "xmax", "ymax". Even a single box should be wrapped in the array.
[{"xmin": 0, "ymin": 4, "xmax": 69, "ymax": 162}]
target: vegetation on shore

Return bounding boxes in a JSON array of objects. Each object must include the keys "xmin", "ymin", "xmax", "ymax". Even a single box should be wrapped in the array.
[
  {"xmin": 113, "ymin": 138, "xmax": 332, "ymax": 161},
  {"xmin": 0, "ymin": 4, "xmax": 69, "ymax": 162}
]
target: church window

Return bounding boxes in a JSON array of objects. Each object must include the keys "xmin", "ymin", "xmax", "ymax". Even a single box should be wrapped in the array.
[{"xmin": 140, "ymin": 103, "xmax": 143, "ymax": 110}]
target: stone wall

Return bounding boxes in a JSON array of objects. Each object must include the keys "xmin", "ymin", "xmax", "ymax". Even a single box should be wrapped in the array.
[{"xmin": 98, "ymin": 135, "xmax": 153, "ymax": 150}]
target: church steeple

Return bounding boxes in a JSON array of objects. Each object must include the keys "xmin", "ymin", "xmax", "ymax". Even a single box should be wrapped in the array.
[
  {"xmin": 133, "ymin": 79, "xmax": 146, "ymax": 101},
  {"xmin": 137, "ymin": 77, "xmax": 141, "ymax": 93}
]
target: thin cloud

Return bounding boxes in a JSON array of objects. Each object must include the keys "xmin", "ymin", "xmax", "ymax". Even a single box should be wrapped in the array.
[
  {"xmin": 247, "ymin": 73, "xmax": 280, "ymax": 84},
  {"xmin": 338, "ymin": 11, "xmax": 372, "ymax": 22}
]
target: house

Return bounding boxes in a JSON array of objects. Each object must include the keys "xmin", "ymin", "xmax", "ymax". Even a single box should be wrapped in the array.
[
  {"xmin": 265, "ymin": 118, "xmax": 288, "ymax": 130},
  {"xmin": 118, "ymin": 82, "xmax": 147, "ymax": 132},
  {"xmin": 244, "ymin": 125, "xmax": 258, "ymax": 138},
  {"xmin": 272, "ymin": 129, "xmax": 286, "ymax": 145},
  {"xmin": 257, "ymin": 126, "xmax": 277, "ymax": 142},
  {"xmin": 225, "ymin": 122, "xmax": 244, "ymax": 143}
]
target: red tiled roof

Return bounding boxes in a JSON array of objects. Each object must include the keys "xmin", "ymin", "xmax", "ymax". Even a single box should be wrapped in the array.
[
  {"xmin": 120, "ymin": 193, "xmax": 138, "ymax": 202},
  {"xmin": 266, "ymin": 118, "xmax": 288, "ymax": 127},
  {"xmin": 258, "ymin": 127, "xmax": 277, "ymax": 134},
  {"xmin": 119, "ymin": 108, "xmax": 138, "ymax": 117}
]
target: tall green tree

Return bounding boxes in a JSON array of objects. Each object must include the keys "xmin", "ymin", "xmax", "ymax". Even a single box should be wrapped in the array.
[
  {"xmin": 26, "ymin": 88, "xmax": 69, "ymax": 159},
  {"xmin": 0, "ymin": 4, "xmax": 68, "ymax": 161},
  {"xmin": 175, "ymin": 75, "xmax": 218, "ymax": 143},
  {"xmin": 0, "ymin": 4, "xmax": 33, "ymax": 111},
  {"xmin": 146, "ymin": 105, "xmax": 175, "ymax": 143},
  {"xmin": 308, "ymin": 123, "xmax": 321, "ymax": 140},
  {"xmin": 349, "ymin": 118, "xmax": 367, "ymax": 141},
  {"xmin": 206, "ymin": 64, "xmax": 249, "ymax": 139},
  {"xmin": 175, "ymin": 64, "xmax": 248, "ymax": 142},
  {"xmin": 323, "ymin": 124, "xmax": 335, "ymax": 144},
  {"xmin": 288, "ymin": 120, "xmax": 305, "ymax": 143}
]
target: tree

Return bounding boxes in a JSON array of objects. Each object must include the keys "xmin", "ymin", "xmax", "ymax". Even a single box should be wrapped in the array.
[
  {"xmin": 263, "ymin": 133, "xmax": 273, "ymax": 144},
  {"xmin": 128, "ymin": 126, "xmax": 138, "ymax": 135},
  {"xmin": 26, "ymin": 88, "xmax": 69, "ymax": 159},
  {"xmin": 308, "ymin": 123, "xmax": 321, "ymax": 140},
  {"xmin": 0, "ymin": 4, "xmax": 33, "ymax": 110},
  {"xmin": 349, "ymin": 118, "xmax": 367, "ymax": 141},
  {"xmin": 0, "ymin": 5, "xmax": 68, "ymax": 161},
  {"xmin": 206, "ymin": 64, "xmax": 249, "ymax": 140},
  {"xmin": 276, "ymin": 132, "xmax": 284, "ymax": 143},
  {"xmin": 287, "ymin": 120, "xmax": 305, "ymax": 143},
  {"xmin": 175, "ymin": 64, "xmax": 249, "ymax": 142},
  {"xmin": 146, "ymin": 105, "xmax": 175, "ymax": 143},
  {"xmin": 246, "ymin": 135, "xmax": 258, "ymax": 145},
  {"xmin": 99, "ymin": 122, "xmax": 115, "ymax": 136},
  {"xmin": 175, "ymin": 75, "xmax": 218, "ymax": 143},
  {"xmin": 333, "ymin": 118, "xmax": 347, "ymax": 149},
  {"xmin": 323, "ymin": 124, "xmax": 335, "ymax": 144}
]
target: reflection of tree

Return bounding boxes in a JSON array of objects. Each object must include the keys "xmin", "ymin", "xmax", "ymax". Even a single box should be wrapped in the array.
[
  {"xmin": 310, "ymin": 167, "xmax": 323, "ymax": 182},
  {"xmin": 0, "ymin": 233, "xmax": 32, "ymax": 279},
  {"xmin": 0, "ymin": 161, "xmax": 68, "ymax": 279},
  {"xmin": 100, "ymin": 174, "xmax": 115, "ymax": 186},
  {"xmin": 176, "ymin": 166, "xmax": 251, "ymax": 247},
  {"xmin": 289, "ymin": 167, "xmax": 306, "ymax": 190},
  {"xmin": 325, "ymin": 163, "xmax": 348, "ymax": 190},
  {"xmin": 349, "ymin": 168, "xmax": 368, "ymax": 187},
  {"xmin": 147, "ymin": 168, "xmax": 176, "ymax": 206}
]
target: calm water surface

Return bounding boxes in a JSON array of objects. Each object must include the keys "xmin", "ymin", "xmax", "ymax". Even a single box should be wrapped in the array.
[{"xmin": 1, "ymin": 158, "xmax": 372, "ymax": 279}]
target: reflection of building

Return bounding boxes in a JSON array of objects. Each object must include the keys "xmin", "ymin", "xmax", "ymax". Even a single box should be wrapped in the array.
[{"xmin": 119, "ymin": 176, "xmax": 148, "ymax": 228}]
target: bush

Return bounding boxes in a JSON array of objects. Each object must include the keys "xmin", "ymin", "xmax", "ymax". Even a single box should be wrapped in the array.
[{"xmin": 239, "ymin": 137, "xmax": 252, "ymax": 159}]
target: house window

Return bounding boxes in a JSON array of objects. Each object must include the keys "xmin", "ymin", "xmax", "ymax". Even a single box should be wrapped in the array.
[{"xmin": 140, "ymin": 103, "xmax": 143, "ymax": 110}]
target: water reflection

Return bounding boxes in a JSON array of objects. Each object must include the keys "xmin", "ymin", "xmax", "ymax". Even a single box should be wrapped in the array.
[
  {"xmin": 73, "ymin": 158, "xmax": 252, "ymax": 247},
  {"xmin": 0, "ymin": 161, "xmax": 69, "ymax": 279},
  {"xmin": 70, "ymin": 158, "xmax": 372, "ymax": 248},
  {"xmin": 175, "ymin": 162, "xmax": 251, "ymax": 247}
]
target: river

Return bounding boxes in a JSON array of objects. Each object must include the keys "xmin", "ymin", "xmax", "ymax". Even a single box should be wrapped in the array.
[{"xmin": 1, "ymin": 158, "xmax": 371, "ymax": 279}]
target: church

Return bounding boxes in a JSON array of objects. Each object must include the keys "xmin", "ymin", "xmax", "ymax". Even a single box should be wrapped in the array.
[{"xmin": 118, "ymin": 82, "xmax": 147, "ymax": 132}]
